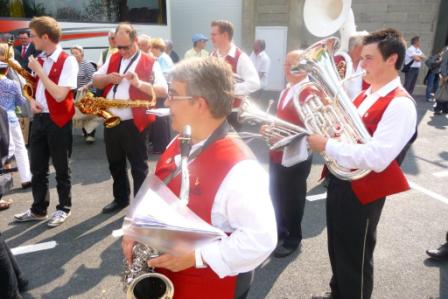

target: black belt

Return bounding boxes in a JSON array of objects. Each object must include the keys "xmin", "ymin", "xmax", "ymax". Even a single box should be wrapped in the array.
[{"xmin": 34, "ymin": 113, "xmax": 50, "ymax": 118}]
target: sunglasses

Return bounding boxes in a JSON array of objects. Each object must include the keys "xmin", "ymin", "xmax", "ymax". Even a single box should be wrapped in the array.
[{"xmin": 117, "ymin": 45, "xmax": 131, "ymax": 50}]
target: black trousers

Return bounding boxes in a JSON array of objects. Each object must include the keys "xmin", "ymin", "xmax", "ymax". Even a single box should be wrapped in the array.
[
  {"xmin": 326, "ymin": 176, "xmax": 385, "ymax": 299},
  {"xmin": 0, "ymin": 232, "xmax": 25, "ymax": 299},
  {"xmin": 403, "ymin": 67, "xmax": 420, "ymax": 95},
  {"xmin": 30, "ymin": 114, "xmax": 72, "ymax": 215},
  {"xmin": 104, "ymin": 120, "xmax": 148, "ymax": 204},
  {"xmin": 269, "ymin": 157, "xmax": 313, "ymax": 246}
]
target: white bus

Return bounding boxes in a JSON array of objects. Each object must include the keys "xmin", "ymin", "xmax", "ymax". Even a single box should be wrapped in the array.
[{"xmin": 0, "ymin": 0, "xmax": 171, "ymax": 62}]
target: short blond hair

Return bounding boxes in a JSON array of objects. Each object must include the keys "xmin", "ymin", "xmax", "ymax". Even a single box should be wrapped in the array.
[
  {"xmin": 29, "ymin": 16, "xmax": 61, "ymax": 43},
  {"xmin": 151, "ymin": 38, "xmax": 166, "ymax": 51}
]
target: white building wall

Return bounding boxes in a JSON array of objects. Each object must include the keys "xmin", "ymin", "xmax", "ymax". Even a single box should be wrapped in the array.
[{"xmin": 170, "ymin": 0, "xmax": 243, "ymax": 59}]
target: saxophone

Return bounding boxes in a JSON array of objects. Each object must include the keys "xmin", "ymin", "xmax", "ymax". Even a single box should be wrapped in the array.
[
  {"xmin": 122, "ymin": 125, "xmax": 192, "ymax": 299},
  {"xmin": 75, "ymin": 91, "xmax": 157, "ymax": 128},
  {"xmin": 4, "ymin": 40, "xmax": 36, "ymax": 102}
]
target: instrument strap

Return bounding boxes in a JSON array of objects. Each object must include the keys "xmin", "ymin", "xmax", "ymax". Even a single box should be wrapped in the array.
[
  {"xmin": 163, "ymin": 120, "xmax": 231, "ymax": 185},
  {"xmin": 112, "ymin": 50, "xmax": 140, "ymax": 99}
]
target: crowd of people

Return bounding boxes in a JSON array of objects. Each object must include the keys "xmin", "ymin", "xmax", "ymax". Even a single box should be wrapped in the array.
[{"xmin": 0, "ymin": 13, "xmax": 447, "ymax": 299}]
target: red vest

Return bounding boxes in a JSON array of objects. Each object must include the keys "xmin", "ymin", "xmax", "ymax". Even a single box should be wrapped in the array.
[
  {"xmin": 37, "ymin": 52, "xmax": 74, "ymax": 127},
  {"xmin": 154, "ymin": 134, "xmax": 252, "ymax": 299},
  {"xmin": 102, "ymin": 52, "xmax": 156, "ymax": 132},
  {"xmin": 270, "ymin": 86, "xmax": 308, "ymax": 163},
  {"xmin": 211, "ymin": 48, "xmax": 242, "ymax": 108},
  {"xmin": 332, "ymin": 87, "xmax": 412, "ymax": 204}
]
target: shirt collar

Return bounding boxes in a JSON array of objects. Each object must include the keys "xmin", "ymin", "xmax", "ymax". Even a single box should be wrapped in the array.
[
  {"xmin": 217, "ymin": 43, "xmax": 237, "ymax": 58},
  {"xmin": 365, "ymin": 76, "xmax": 402, "ymax": 98},
  {"xmin": 45, "ymin": 46, "xmax": 62, "ymax": 62}
]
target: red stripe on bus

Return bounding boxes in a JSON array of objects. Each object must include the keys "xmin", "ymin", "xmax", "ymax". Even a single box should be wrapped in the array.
[
  {"xmin": 60, "ymin": 32, "xmax": 109, "ymax": 41},
  {"xmin": 0, "ymin": 20, "xmax": 29, "ymax": 32}
]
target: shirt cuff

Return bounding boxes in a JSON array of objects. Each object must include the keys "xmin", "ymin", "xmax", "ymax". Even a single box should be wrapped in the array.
[
  {"xmin": 198, "ymin": 240, "xmax": 233, "ymax": 278},
  {"xmin": 325, "ymin": 138, "xmax": 340, "ymax": 160},
  {"xmin": 194, "ymin": 248, "xmax": 207, "ymax": 269}
]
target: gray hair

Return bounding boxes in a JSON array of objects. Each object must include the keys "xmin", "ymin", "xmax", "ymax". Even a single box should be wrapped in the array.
[
  {"xmin": 348, "ymin": 31, "xmax": 369, "ymax": 51},
  {"xmin": 170, "ymin": 57, "xmax": 234, "ymax": 118},
  {"xmin": 70, "ymin": 45, "xmax": 84, "ymax": 54}
]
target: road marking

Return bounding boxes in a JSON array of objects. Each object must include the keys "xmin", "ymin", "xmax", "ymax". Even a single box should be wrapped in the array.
[
  {"xmin": 11, "ymin": 241, "xmax": 57, "ymax": 256},
  {"xmin": 306, "ymin": 192, "xmax": 327, "ymax": 201},
  {"xmin": 408, "ymin": 180, "xmax": 448, "ymax": 205},
  {"xmin": 432, "ymin": 170, "xmax": 448, "ymax": 178}
]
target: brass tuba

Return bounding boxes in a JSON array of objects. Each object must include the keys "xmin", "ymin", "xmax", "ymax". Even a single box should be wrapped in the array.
[
  {"xmin": 291, "ymin": 37, "xmax": 371, "ymax": 180},
  {"xmin": 75, "ymin": 90, "xmax": 156, "ymax": 128}
]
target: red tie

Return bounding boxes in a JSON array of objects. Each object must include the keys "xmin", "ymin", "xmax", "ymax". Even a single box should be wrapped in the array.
[{"xmin": 21, "ymin": 46, "xmax": 26, "ymax": 58}]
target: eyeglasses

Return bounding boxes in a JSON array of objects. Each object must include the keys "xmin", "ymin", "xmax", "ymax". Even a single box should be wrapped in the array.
[
  {"xmin": 167, "ymin": 91, "xmax": 194, "ymax": 102},
  {"xmin": 116, "ymin": 45, "xmax": 131, "ymax": 50}
]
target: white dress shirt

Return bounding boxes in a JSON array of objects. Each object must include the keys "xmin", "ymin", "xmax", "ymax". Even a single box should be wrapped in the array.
[
  {"xmin": 213, "ymin": 44, "xmax": 260, "ymax": 96},
  {"xmin": 343, "ymin": 63, "xmax": 365, "ymax": 101},
  {"xmin": 171, "ymin": 138, "xmax": 277, "ymax": 278},
  {"xmin": 35, "ymin": 46, "xmax": 78, "ymax": 113},
  {"xmin": 94, "ymin": 51, "xmax": 168, "ymax": 121},
  {"xmin": 405, "ymin": 45, "xmax": 424, "ymax": 68},
  {"xmin": 250, "ymin": 50, "xmax": 271, "ymax": 89},
  {"xmin": 325, "ymin": 77, "xmax": 417, "ymax": 173}
]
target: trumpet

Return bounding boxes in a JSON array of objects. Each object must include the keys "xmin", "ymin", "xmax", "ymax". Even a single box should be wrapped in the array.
[{"xmin": 76, "ymin": 92, "xmax": 156, "ymax": 128}]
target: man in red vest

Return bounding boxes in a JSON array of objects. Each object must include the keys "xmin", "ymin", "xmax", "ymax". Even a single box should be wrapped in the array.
[
  {"xmin": 261, "ymin": 50, "xmax": 313, "ymax": 258},
  {"xmin": 14, "ymin": 16, "xmax": 79, "ymax": 227},
  {"xmin": 92, "ymin": 23, "xmax": 168, "ymax": 214},
  {"xmin": 122, "ymin": 57, "xmax": 276, "ymax": 298},
  {"xmin": 309, "ymin": 28, "xmax": 417, "ymax": 299},
  {"xmin": 210, "ymin": 20, "xmax": 260, "ymax": 131}
]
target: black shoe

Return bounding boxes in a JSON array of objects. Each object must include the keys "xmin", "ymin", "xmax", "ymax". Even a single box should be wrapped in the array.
[
  {"xmin": 21, "ymin": 181, "xmax": 32, "ymax": 189},
  {"xmin": 426, "ymin": 243, "xmax": 448, "ymax": 261},
  {"xmin": 102, "ymin": 201, "xmax": 128, "ymax": 214},
  {"xmin": 18, "ymin": 278, "xmax": 29, "ymax": 292},
  {"xmin": 310, "ymin": 291, "xmax": 333, "ymax": 299},
  {"xmin": 273, "ymin": 242, "xmax": 301, "ymax": 258}
]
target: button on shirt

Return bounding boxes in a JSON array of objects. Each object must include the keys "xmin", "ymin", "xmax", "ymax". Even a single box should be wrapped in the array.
[
  {"xmin": 404, "ymin": 45, "xmax": 424, "ymax": 68},
  {"xmin": 94, "ymin": 52, "xmax": 168, "ymax": 121},
  {"xmin": 213, "ymin": 44, "xmax": 260, "ymax": 96},
  {"xmin": 35, "ymin": 46, "xmax": 78, "ymax": 113},
  {"xmin": 171, "ymin": 138, "xmax": 277, "ymax": 278},
  {"xmin": 325, "ymin": 77, "xmax": 417, "ymax": 173}
]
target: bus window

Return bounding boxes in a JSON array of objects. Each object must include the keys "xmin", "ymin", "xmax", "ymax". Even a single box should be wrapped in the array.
[
  {"xmin": 0, "ymin": 0, "xmax": 35, "ymax": 18},
  {"xmin": 120, "ymin": 0, "xmax": 167, "ymax": 25}
]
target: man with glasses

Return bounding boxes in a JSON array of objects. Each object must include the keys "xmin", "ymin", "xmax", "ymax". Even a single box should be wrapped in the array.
[
  {"xmin": 13, "ymin": 16, "xmax": 79, "ymax": 227},
  {"xmin": 122, "ymin": 57, "xmax": 276, "ymax": 298},
  {"xmin": 210, "ymin": 20, "xmax": 260, "ymax": 131},
  {"xmin": 92, "ymin": 23, "xmax": 168, "ymax": 213}
]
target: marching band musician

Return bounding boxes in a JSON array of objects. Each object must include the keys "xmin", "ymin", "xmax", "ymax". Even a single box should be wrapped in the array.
[
  {"xmin": 14, "ymin": 16, "xmax": 79, "ymax": 227},
  {"xmin": 262, "ymin": 50, "xmax": 312, "ymax": 258},
  {"xmin": 92, "ymin": 23, "xmax": 168, "ymax": 214},
  {"xmin": 122, "ymin": 57, "xmax": 277, "ymax": 299},
  {"xmin": 342, "ymin": 32, "xmax": 369, "ymax": 100},
  {"xmin": 210, "ymin": 20, "xmax": 260, "ymax": 131},
  {"xmin": 308, "ymin": 28, "xmax": 417, "ymax": 299}
]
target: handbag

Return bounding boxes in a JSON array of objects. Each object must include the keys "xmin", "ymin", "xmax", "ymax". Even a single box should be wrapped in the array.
[{"xmin": 401, "ymin": 59, "xmax": 414, "ymax": 73}]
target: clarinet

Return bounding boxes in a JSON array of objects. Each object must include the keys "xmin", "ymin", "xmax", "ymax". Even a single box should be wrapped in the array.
[{"xmin": 179, "ymin": 125, "xmax": 192, "ymax": 204}]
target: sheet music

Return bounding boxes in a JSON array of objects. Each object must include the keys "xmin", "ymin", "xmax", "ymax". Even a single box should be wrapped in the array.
[{"xmin": 122, "ymin": 174, "xmax": 225, "ymax": 252}]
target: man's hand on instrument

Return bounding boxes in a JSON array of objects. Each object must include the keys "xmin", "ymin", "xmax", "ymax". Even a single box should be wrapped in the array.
[
  {"xmin": 260, "ymin": 124, "xmax": 282, "ymax": 146},
  {"xmin": 122, "ymin": 236, "xmax": 135, "ymax": 266},
  {"xmin": 30, "ymin": 100, "xmax": 42, "ymax": 114},
  {"xmin": 147, "ymin": 250, "xmax": 195, "ymax": 272},
  {"xmin": 308, "ymin": 134, "xmax": 328, "ymax": 153},
  {"xmin": 124, "ymin": 71, "xmax": 140, "ymax": 87},
  {"xmin": 108, "ymin": 72, "xmax": 124, "ymax": 85},
  {"xmin": 28, "ymin": 56, "xmax": 43, "ymax": 77}
]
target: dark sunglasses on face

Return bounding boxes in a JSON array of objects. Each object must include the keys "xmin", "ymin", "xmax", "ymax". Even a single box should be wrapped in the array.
[{"xmin": 117, "ymin": 45, "xmax": 131, "ymax": 50}]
